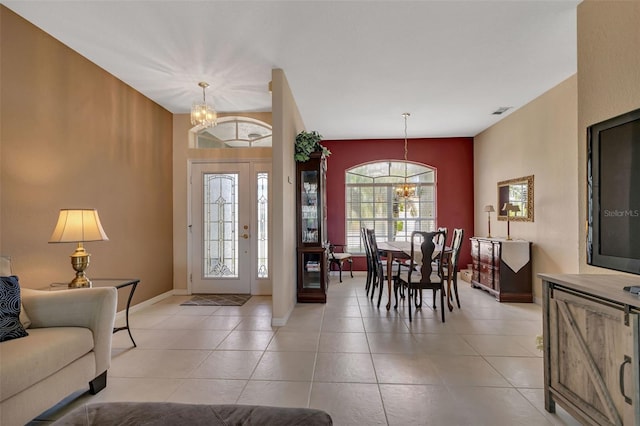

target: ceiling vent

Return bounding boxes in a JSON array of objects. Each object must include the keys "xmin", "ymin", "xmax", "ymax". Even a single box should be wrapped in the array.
[{"xmin": 492, "ymin": 107, "xmax": 512, "ymax": 115}]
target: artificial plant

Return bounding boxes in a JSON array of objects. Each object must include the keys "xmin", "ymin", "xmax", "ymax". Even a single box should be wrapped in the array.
[{"xmin": 294, "ymin": 130, "xmax": 331, "ymax": 162}]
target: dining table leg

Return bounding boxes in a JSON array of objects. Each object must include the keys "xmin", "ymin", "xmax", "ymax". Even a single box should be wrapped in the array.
[{"xmin": 386, "ymin": 254, "xmax": 394, "ymax": 310}]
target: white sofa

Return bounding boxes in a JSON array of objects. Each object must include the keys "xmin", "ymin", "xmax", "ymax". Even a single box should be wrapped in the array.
[{"xmin": 0, "ymin": 286, "xmax": 117, "ymax": 426}]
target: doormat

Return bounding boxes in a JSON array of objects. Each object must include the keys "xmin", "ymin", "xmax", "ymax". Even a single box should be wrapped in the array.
[{"xmin": 180, "ymin": 294, "xmax": 251, "ymax": 306}]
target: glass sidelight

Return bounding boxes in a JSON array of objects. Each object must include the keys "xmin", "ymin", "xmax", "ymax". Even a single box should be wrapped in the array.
[{"xmin": 257, "ymin": 172, "xmax": 269, "ymax": 278}]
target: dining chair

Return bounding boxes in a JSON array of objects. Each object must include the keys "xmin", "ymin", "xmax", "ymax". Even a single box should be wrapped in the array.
[
  {"xmin": 328, "ymin": 243, "xmax": 353, "ymax": 283},
  {"xmin": 394, "ymin": 230, "xmax": 446, "ymax": 322},
  {"xmin": 361, "ymin": 227, "xmax": 375, "ymax": 296},
  {"xmin": 442, "ymin": 228, "xmax": 464, "ymax": 309},
  {"xmin": 436, "ymin": 227, "xmax": 448, "ymax": 247},
  {"xmin": 366, "ymin": 229, "xmax": 399, "ymax": 308}
]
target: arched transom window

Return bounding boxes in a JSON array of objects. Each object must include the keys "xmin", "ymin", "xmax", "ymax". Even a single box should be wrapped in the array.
[
  {"xmin": 346, "ymin": 161, "xmax": 436, "ymax": 253},
  {"xmin": 194, "ymin": 116, "xmax": 272, "ymax": 148}
]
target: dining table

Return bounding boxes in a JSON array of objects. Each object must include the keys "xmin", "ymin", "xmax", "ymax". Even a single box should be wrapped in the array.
[{"xmin": 376, "ymin": 240, "xmax": 455, "ymax": 311}]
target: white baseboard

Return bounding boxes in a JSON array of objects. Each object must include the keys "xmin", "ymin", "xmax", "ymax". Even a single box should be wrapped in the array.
[
  {"xmin": 271, "ymin": 303, "xmax": 294, "ymax": 327},
  {"xmin": 115, "ymin": 289, "xmax": 175, "ymax": 321},
  {"xmin": 114, "ymin": 289, "xmax": 308, "ymax": 327}
]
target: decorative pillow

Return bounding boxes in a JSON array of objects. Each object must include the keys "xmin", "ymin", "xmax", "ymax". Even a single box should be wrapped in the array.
[{"xmin": 0, "ymin": 275, "xmax": 29, "ymax": 342}]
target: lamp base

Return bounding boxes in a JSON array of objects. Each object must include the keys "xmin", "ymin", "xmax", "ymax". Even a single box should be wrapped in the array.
[
  {"xmin": 69, "ymin": 274, "xmax": 92, "ymax": 288},
  {"xmin": 69, "ymin": 242, "xmax": 92, "ymax": 288}
]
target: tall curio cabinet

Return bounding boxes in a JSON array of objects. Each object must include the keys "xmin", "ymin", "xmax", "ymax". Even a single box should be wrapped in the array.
[{"xmin": 296, "ymin": 151, "xmax": 328, "ymax": 302}]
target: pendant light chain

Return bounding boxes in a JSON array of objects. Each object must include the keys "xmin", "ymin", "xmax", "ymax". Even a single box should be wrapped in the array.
[
  {"xmin": 202, "ymin": 83, "xmax": 208, "ymax": 103},
  {"xmin": 403, "ymin": 112, "xmax": 410, "ymax": 162},
  {"xmin": 402, "ymin": 113, "xmax": 412, "ymax": 199}
]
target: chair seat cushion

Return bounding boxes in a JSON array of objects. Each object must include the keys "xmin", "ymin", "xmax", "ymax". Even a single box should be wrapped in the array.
[
  {"xmin": 331, "ymin": 253, "xmax": 352, "ymax": 260},
  {"xmin": 398, "ymin": 271, "xmax": 441, "ymax": 285}
]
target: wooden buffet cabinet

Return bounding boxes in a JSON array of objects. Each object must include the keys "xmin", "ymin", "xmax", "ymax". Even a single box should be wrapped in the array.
[
  {"xmin": 470, "ymin": 237, "xmax": 532, "ymax": 302},
  {"xmin": 541, "ymin": 274, "xmax": 640, "ymax": 425}
]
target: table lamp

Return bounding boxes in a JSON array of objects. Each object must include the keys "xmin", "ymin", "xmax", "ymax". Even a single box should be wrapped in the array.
[
  {"xmin": 501, "ymin": 203, "xmax": 520, "ymax": 240},
  {"xmin": 483, "ymin": 205, "xmax": 495, "ymax": 238},
  {"xmin": 49, "ymin": 209, "xmax": 109, "ymax": 288}
]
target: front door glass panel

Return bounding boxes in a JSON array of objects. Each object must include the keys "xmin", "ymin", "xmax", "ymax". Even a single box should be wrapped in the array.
[{"xmin": 203, "ymin": 173, "xmax": 238, "ymax": 278}]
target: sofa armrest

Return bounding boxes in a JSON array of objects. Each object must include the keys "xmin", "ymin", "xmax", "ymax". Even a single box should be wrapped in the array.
[{"xmin": 21, "ymin": 287, "xmax": 117, "ymax": 376}]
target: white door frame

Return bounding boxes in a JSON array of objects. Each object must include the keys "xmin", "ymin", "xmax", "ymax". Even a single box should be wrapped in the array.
[{"xmin": 187, "ymin": 159, "xmax": 272, "ymax": 295}]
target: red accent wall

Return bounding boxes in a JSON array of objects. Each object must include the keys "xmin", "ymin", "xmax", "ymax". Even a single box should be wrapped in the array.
[{"xmin": 323, "ymin": 137, "xmax": 474, "ymax": 271}]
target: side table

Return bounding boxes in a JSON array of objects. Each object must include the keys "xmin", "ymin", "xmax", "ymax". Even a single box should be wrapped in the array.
[{"xmin": 49, "ymin": 278, "xmax": 140, "ymax": 347}]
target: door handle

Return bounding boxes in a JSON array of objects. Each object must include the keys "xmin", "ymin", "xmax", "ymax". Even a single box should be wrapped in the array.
[
  {"xmin": 242, "ymin": 234, "xmax": 250, "ymax": 239},
  {"xmin": 619, "ymin": 355, "xmax": 632, "ymax": 405}
]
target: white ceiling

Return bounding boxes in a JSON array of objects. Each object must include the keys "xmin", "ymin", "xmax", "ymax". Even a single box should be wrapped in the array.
[{"xmin": 2, "ymin": 0, "xmax": 579, "ymax": 140}]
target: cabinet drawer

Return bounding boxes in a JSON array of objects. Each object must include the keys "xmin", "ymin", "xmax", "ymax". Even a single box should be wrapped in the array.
[
  {"xmin": 479, "ymin": 242, "xmax": 494, "ymax": 259},
  {"xmin": 479, "ymin": 271, "xmax": 493, "ymax": 288},
  {"xmin": 479, "ymin": 263, "xmax": 495, "ymax": 274},
  {"xmin": 492, "ymin": 243, "xmax": 501, "ymax": 267},
  {"xmin": 471, "ymin": 239, "xmax": 479, "ymax": 257}
]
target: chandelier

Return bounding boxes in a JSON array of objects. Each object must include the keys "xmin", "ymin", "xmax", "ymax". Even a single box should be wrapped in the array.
[
  {"xmin": 191, "ymin": 82, "xmax": 217, "ymax": 128},
  {"xmin": 396, "ymin": 112, "xmax": 416, "ymax": 199}
]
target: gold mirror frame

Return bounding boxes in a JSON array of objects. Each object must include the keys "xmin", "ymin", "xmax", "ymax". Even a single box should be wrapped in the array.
[{"xmin": 497, "ymin": 175, "xmax": 534, "ymax": 222}]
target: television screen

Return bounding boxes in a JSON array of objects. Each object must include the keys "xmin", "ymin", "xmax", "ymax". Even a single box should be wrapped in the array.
[{"xmin": 588, "ymin": 107, "xmax": 640, "ymax": 274}]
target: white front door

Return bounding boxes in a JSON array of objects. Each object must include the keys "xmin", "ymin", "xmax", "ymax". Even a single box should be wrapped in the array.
[{"xmin": 191, "ymin": 162, "xmax": 270, "ymax": 294}]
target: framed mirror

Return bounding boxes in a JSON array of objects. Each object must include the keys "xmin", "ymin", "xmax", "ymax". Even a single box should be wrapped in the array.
[{"xmin": 497, "ymin": 175, "xmax": 534, "ymax": 222}]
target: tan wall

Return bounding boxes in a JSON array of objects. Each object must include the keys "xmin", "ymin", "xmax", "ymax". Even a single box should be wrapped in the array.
[
  {"xmin": 0, "ymin": 7, "xmax": 174, "ymax": 309},
  {"xmin": 172, "ymin": 112, "xmax": 272, "ymax": 293},
  {"xmin": 271, "ymin": 69, "xmax": 305, "ymax": 324},
  {"xmin": 577, "ymin": 0, "xmax": 640, "ymax": 273},
  {"xmin": 474, "ymin": 75, "xmax": 579, "ymax": 300}
]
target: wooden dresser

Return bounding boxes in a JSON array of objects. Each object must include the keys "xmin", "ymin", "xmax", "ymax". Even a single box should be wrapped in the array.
[
  {"xmin": 540, "ymin": 274, "xmax": 640, "ymax": 425},
  {"xmin": 470, "ymin": 237, "xmax": 532, "ymax": 302}
]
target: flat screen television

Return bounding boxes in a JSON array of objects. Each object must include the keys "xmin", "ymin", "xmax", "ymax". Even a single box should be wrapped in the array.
[{"xmin": 587, "ymin": 107, "xmax": 640, "ymax": 274}]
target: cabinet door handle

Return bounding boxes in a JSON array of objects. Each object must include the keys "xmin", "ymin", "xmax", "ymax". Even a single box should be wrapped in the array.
[{"xmin": 619, "ymin": 355, "xmax": 632, "ymax": 405}]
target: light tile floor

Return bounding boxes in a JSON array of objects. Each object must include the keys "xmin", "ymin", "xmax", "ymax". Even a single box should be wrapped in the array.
[{"xmin": 32, "ymin": 273, "xmax": 582, "ymax": 425}]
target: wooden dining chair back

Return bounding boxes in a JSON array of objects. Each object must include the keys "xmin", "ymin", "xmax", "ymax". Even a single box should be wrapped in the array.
[
  {"xmin": 361, "ymin": 227, "xmax": 375, "ymax": 295},
  {"xmin": 366, "ymin": 229, "xmax": 384, "ymax": 306},
  {"xmin": 366, "ymin": 229, "xmax": 398, "ymax": 308},
  {"xmin": 394, "ymin": 230, "xmax": 446, "ymax": 322},
  {"xmin": 444, "ymin": 228, "xmax": 465, "ymax": 309},
  {"xmin": 432, "ymin": 226, "xmax": 448, "ymax": 269},
  {"xmin": 436, "ymin": 227, "xmax": 448, "ymax": 247},
  {"xmin": 328, "ymin": 243, "xmax": 353, "ymax": 283}
]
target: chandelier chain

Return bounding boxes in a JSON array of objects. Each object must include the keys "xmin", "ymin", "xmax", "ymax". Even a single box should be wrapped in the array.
[
  {"xmin": 398, "ymin": 112, "xmax": 414, "ymax": 199},
  {"xmin": 403, "ymin": 112, "xmax": 410, "ymax": 161}
]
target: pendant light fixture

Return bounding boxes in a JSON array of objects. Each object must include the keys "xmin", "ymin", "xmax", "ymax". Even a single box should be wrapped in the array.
[
  {"xmin": 396, "ymin": 112, "xmax": 416, "ymax": 199},
  {"xmin": 191, "ymin": 82, "xmax": 218, "ymax": 128}
]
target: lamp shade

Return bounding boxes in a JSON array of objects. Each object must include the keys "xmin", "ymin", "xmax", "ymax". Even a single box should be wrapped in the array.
[
  {"xmin": 501, "ymin": 203, "xmax": 520, "ymax": 213},
  {"xmin": 49, "ymin": 209, "xmax": 109, "ymax": 243},
  {"xmin": 484, "ymin": 205, "xmax": 495, "ymax": 213}
]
